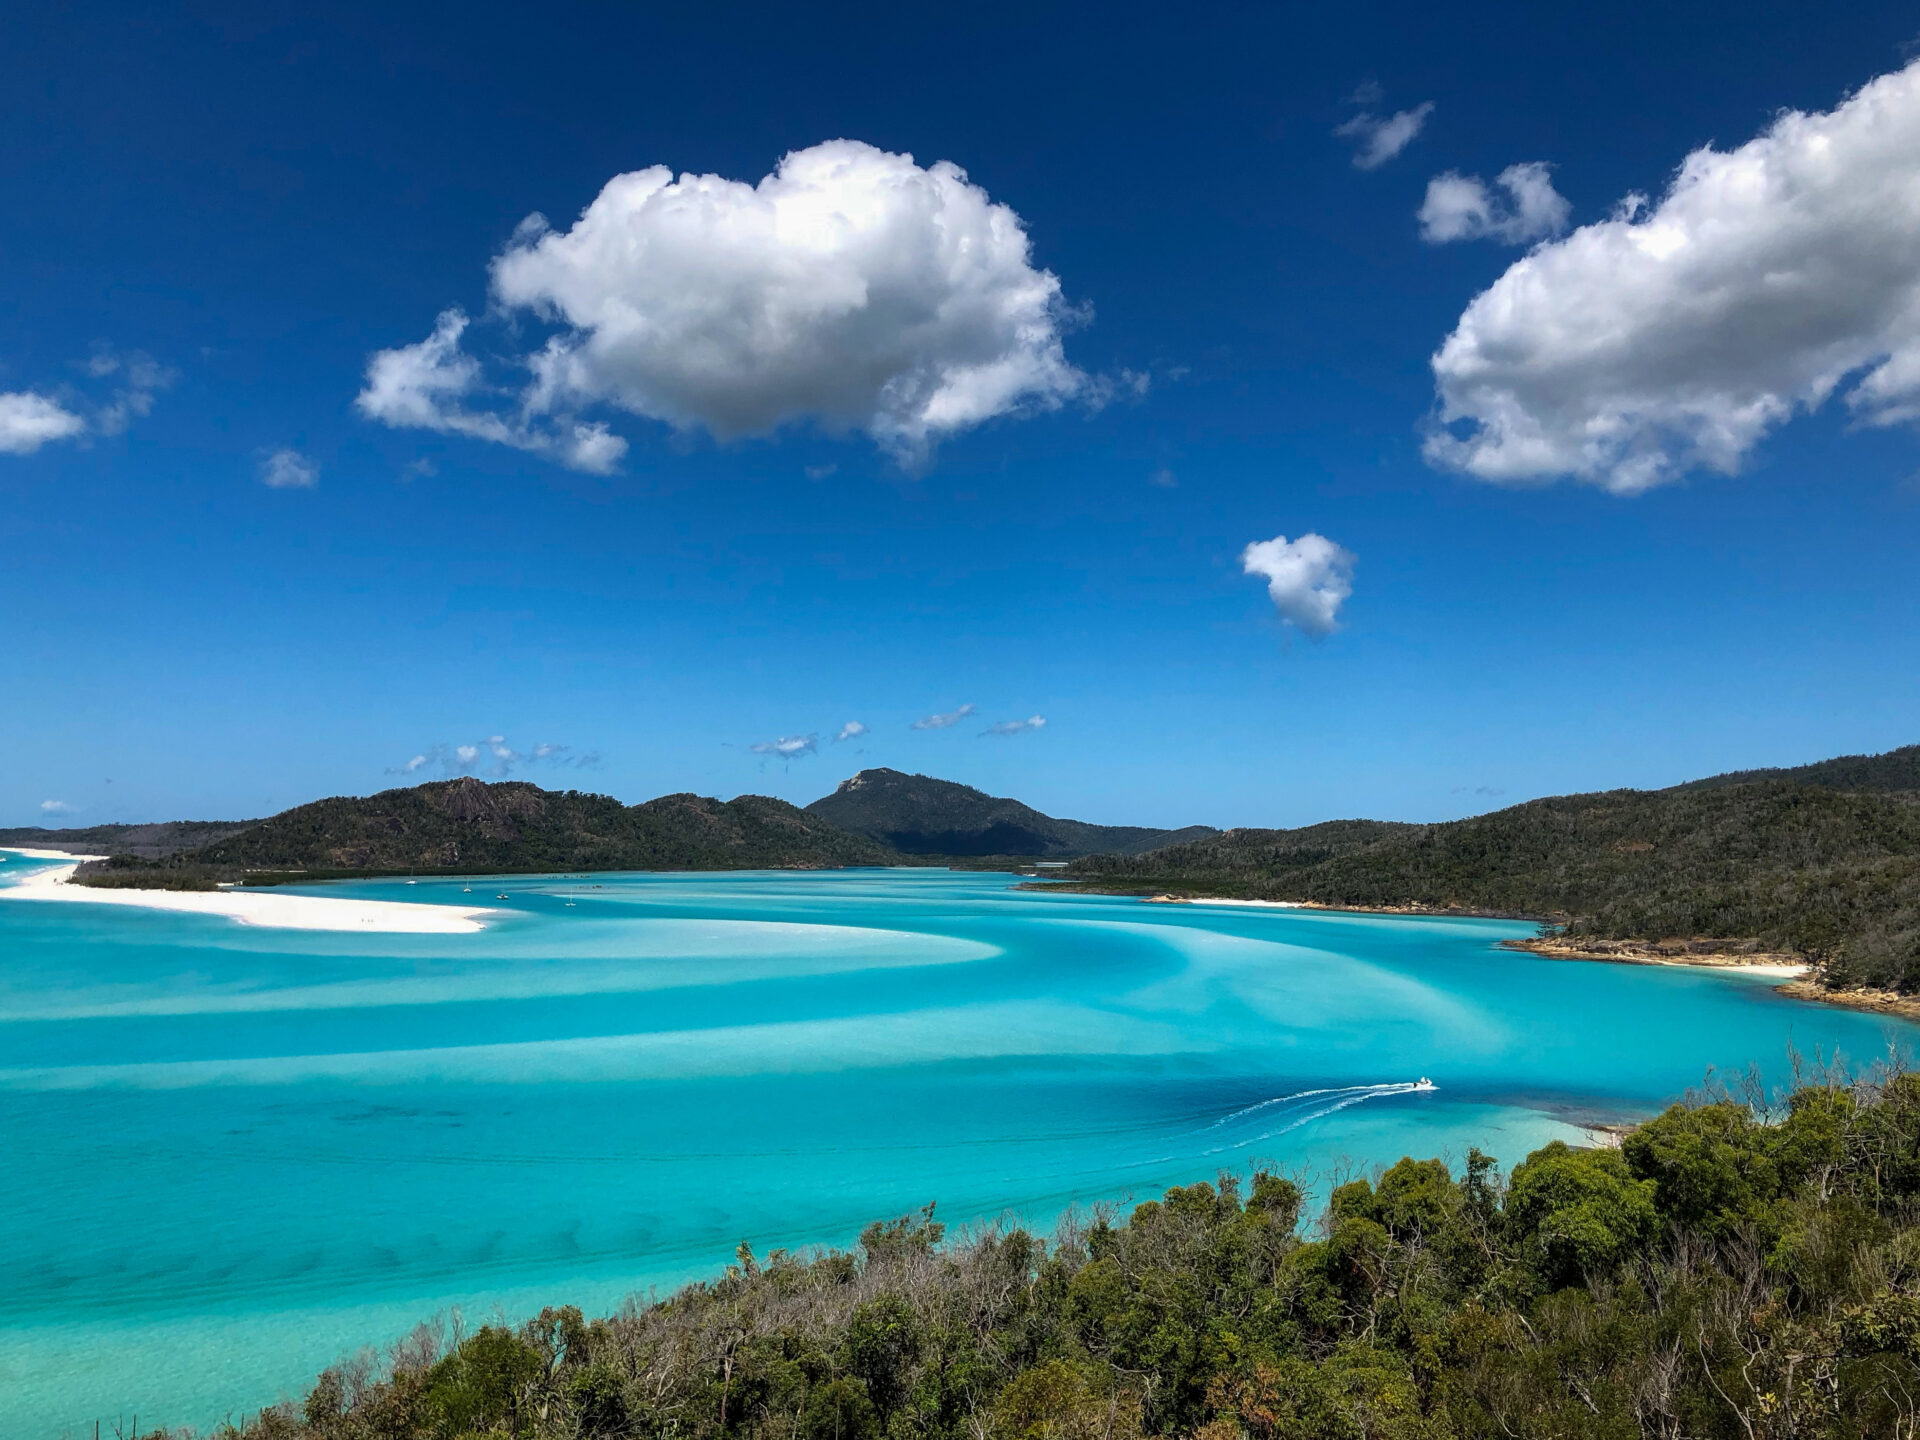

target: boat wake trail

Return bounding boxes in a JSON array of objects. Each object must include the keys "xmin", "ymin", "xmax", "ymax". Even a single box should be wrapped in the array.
[{"xmin": 1202, "ymin": 1080, "xmax": 1436, "ymax": 1155}]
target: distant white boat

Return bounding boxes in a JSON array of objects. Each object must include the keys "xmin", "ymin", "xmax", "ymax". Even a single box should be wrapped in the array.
[{"xmin": 1415, "ymin": 1077, "xmax": 1436, "ymax": 1090}]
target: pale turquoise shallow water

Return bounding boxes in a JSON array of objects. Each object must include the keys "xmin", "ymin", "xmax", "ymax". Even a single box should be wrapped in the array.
[{"xmin": 1, "ymin": 854, "xmax": 1912, "ymax": 1437}]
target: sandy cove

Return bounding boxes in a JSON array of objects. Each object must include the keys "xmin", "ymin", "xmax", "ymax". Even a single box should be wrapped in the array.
[
  {"xmin": 1132, "ymin": 891, "xmax": 1920, "ymax": 1024},
  {"xmin": 0, "ymin": 853, "xmax": 498, "ymax": 934}
]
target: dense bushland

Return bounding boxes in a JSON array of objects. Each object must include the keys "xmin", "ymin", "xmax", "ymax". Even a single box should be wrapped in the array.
[{"xmin": 175, "ymin": 1065, "xmax": 1920, "ymax": 1440}]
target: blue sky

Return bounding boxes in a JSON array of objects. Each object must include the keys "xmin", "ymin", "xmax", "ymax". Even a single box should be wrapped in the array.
[{"xmin": 4, "ymin": 0, "xmax": 1918, "ymax": 829}]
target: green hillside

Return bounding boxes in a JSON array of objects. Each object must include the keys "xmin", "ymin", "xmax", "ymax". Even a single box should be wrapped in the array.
[
  {"xmin": 1675, "ymin": 742, "xmax": 1920, "ymax": 794},
  {"xmin": 0, "ymin": 819, "xmax": 255, "ymax": 858},
  {"xmin": 1066, "ymin": 759, "xmax": 1920, "ymax": 990},
  {"xmin": 77, "ymin": 777, "xmax": 893, "ymax": 881}
]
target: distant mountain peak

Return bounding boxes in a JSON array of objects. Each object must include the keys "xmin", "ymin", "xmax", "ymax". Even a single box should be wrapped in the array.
[{"xmin": 807, "ymin": 769, "xmax": 1212, "ymax": 858}]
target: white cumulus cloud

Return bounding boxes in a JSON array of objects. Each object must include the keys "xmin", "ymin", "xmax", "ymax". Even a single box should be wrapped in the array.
[
  {"xmin": 1336, "ymin": 103, "xmax": 1433, "ymax": 170},
  {"xmin": 0, "ymin": 393, "xmax": 87, "ymax": 455},
  {"xmin": 1418, "ymin": 163, "xmax": 1570, "ymax": 245},
  {"xmin": 834, "ymin": 721, "xmax": 868, "ymax": 742},
  {"xmin": 983, "ymin": 715, "xmax": 1046, "ymax": 737},
  {"xmin": 40, "ymin": 799, "xmax": 72, "ymax": 814},
  {"xmin": 258, "ymin": 448, "xmax": 319, "ymax": 489},
  {"xmin": 912, "ymin": 704, "xmax": 976, "ymax": 731},
  {"xmin": 360, "ymin": 140, "xmax": 1086, "ymax": 468},
  {"xmin": 1241, "ymin": 533, "xmax": 1355, "ymax": 637},
  {"xmin": 1427, "ymin": 58, "xmax": 1920, "ymax": 493}
]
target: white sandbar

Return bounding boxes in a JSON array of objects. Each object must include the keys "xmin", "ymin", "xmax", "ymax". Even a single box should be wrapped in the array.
[{"xmin": 0, "ymin": 855, "xmax": 497, "ymax": 934}]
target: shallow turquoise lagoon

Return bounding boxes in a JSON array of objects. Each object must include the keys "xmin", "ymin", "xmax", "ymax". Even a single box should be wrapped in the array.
[{"xmin": 1, "ymin": 857, "xmax": 1913, "ymax": 1436}]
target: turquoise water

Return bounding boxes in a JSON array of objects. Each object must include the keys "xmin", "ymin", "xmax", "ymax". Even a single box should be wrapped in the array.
[{"xmin": 1, "ymin": 854, "xmax": 1912, "ymax": 1437}]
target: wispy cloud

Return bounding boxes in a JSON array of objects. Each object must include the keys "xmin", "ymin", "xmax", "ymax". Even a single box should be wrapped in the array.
[
  {"xmin": 912, "ymin": 704, "xmax": 976, "ymax": 731},
  {"xmin": 983, "ymin": 715, "xmax": 1047, "ymax": 737},
  {"xmin": 390, "ymin": 735, "xmax": 601, "ymax": 779},
  {"xmin": 87, "ymin": 348, "xmax": 176, "ymax": 436},
  {"xmin": 751, "ymin": 734, "xmax": 819, "ymax": 760},
  {"xmin": 258, "ymin": 448, "xmax": 319, "ymax": 489},
  {"xmin": 1149, "ymin": 466, "xmax": 1178, "ymax": 488},
  {"xmin": 834, "ymin": 721, "xmax": 868, "ymax": 742},
  {"xmin": 0, "ymin": 345, "xmax": 173, "ymax": 456},
  {"xmin": 1335, "ymin": 101, "xmax": 1433, "ymax": 170}
]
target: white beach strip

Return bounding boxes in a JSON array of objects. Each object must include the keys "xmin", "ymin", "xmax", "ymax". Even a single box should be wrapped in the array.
[
  {"xmin": 1140, "ymin": 895, "xmax": 1307, "ymax": 909},
  {"xmin": 0, "ymin": 858, "xmax": 498, "ymax": 934},
  {"xmin": 0, "ymin": 847, "xmax": 106, "ymax": 861}
]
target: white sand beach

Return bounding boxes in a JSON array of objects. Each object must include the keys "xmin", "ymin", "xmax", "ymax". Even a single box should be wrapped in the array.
[
  {"xmin": 0, "ymin": 854, "xmax": 498, "ymax": 934},
  {"xmin": 1140, "ymin": 894, "xmax": 1307, "ymax": 909}
]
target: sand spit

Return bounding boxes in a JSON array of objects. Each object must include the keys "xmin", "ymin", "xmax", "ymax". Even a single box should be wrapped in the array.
[{"xmin": 0, "ymin": 854, "xmax": 498, "ymax": 934}]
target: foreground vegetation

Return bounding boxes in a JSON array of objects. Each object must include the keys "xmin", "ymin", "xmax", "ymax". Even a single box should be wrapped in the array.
[
  {"xmin": 170, "ymin": 1064, "xmax": 1920, "ymax": 1440},
  {"xmin": 1067, "ymin": 748, "xmax": 1920, "ymax": 992}
]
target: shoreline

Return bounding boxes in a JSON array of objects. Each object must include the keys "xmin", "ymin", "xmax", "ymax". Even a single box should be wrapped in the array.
[
  {"xmin": 1138, "ymin": 893, "xmax": 1308, "ymax": 909},
  {"xmin": 1502, "ymin": 935, "xmax": 1811, "ymax": 978},
  {"xmin": 0, "ymin": 854, "xmax": 499, "ymax": 934},
  {"xmin": 1093, "ymin": 887, "xmax": 1920, "ymax": 1026},
  {"xmin": 1500, "ymin": 936, "xmax": 1920, "ymax": 1023}
]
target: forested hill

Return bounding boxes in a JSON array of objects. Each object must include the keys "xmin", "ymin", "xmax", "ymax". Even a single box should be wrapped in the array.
[
  {"xmin": 0, "ymin": 819, "xmax": 255, "ymax": 858},
  {"xmin": 79, "ymin": 778, "xmax": 893, "ymax": 879},
  {"xmin": 805, "ymin": 768, "xmax": 1215, "ymax": 857},
  {"xmin": 1674, "ymin": 741, "xmax": 1920, "ymax": 793},
  {"xmin": 1067, "ymin": 751, "xmax": 1920, "ymax": 990}
]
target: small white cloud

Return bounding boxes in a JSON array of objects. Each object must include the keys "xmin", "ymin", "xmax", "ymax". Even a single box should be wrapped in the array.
[
  {"xmin": 1418, "ymin": 163, "xmax": 1570, "ymax": 245},
  {"xmin": 752, "ymin": 734, "xmax": 819, "ymax": 759},
  {"xmin": 1336, "ymin": 103, "xmax": 1434, "ymax": 170},
  {"xmin": 1241, "ymin": 532, "xmax": 1356, "ymax": 637},
  {"xmin": 0, "ymin": 393, "xmax": 87, "ymax": 455},
  {"xmin": 983, "ymin": 715, "xmax": 1046, "ymax": 737},
  {"xmin": 834, "ymin": 721, "xmax": 868, "ymax": 742},
  {"xmin": 912, "ymin": 703, "xmax": 976, "ymax": 731},
  {"xmin": 1427, "ymin": 57, "xmax": 1920, "ymax": 492},
  {"xmin": 393, "ymin": 736, "xmax": 593, "ymax": 778},
  {"xmin": 40, "ymin": 799, "xmax": 72, "ymax": 814},
  {"xmin": 1149, "ymin": 466, "xmax": 1178, "ymax": 488},
  {"xmin": 805, "ymin": 463, "xmax": 839, "ymax": 480},
  {"xmin": 259, "ymin": 448, "xmax": 318, "ymax": 489}
]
